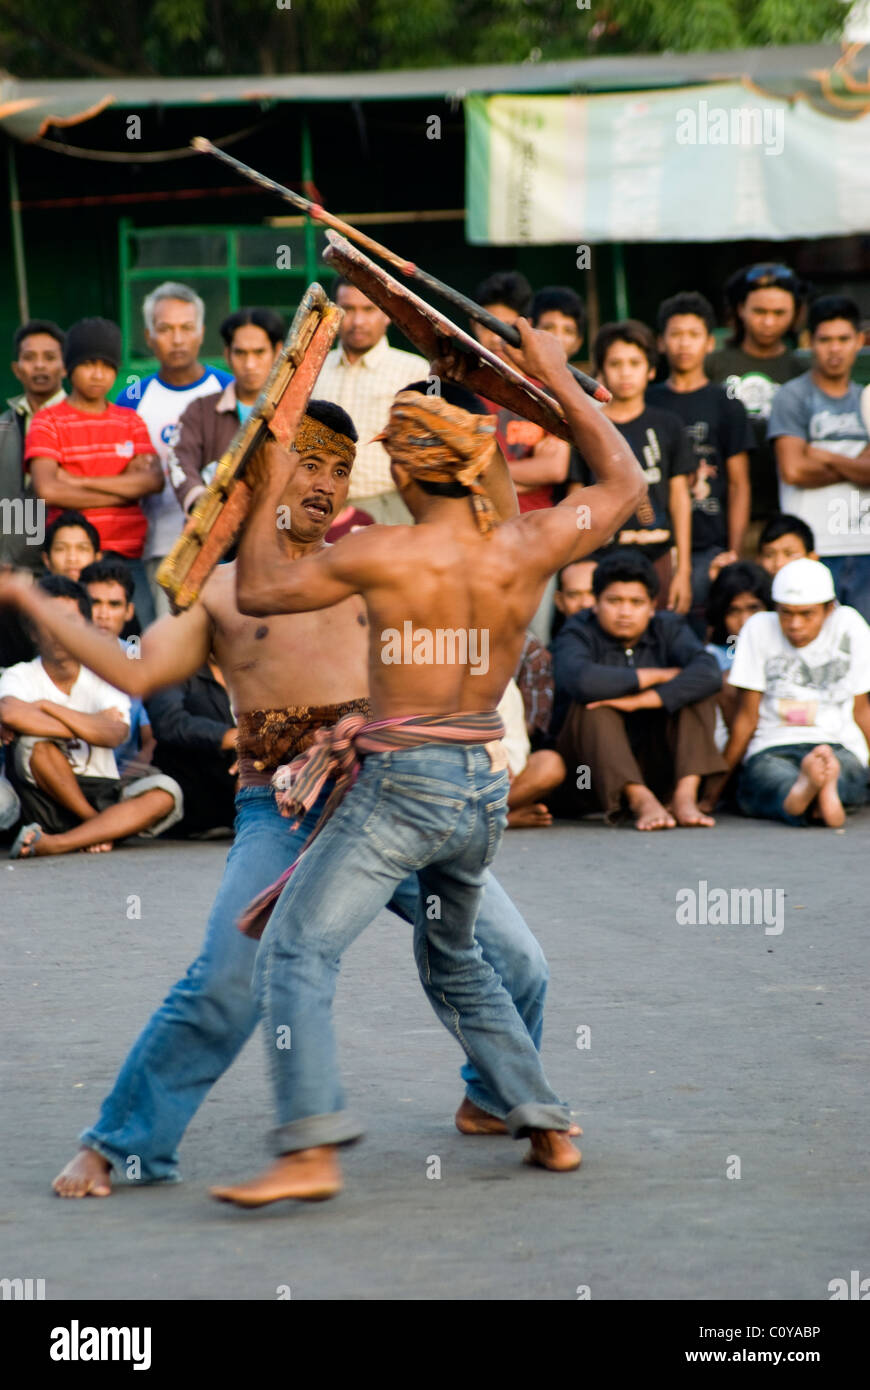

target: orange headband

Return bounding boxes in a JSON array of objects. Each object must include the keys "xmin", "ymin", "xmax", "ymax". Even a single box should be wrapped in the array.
[{"xmin": 294, "ymin": 413, "xmax": 356, "ymax": 466}]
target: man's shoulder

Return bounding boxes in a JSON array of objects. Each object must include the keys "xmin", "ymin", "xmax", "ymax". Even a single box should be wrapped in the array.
[
  {"xmin": 773, "ymin": 371, "xmax": 813, "ymax": 404},
  {"xmin": 0, "ymin": 655, "xmax": 41, "ymax": 688},
  {"xmin": 555, "ymin": 608, "xmax": 598, "ymax": 643}
]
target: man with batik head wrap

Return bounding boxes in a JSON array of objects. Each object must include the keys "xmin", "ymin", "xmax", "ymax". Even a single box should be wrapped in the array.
[
  {"xmin": 211, "ymin": 322, "xmax": 647, "ymax": 1206},
  {"xmin": 0, "ymin": 398, "xmax": 555, "ymax": 1198}
]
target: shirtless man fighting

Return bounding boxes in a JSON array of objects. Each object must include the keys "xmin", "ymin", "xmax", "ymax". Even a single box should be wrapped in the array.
[
  {"xmin": 0, "ymin": 399, "xmax": 556, "ymax": 1196},
  {"xmin": 211, "ymin": 321, "xmax": 646, "ymax": 1205}
]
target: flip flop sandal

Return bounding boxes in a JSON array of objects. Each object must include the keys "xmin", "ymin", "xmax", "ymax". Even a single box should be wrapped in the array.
[{"xmin": 10, "ymin": 822, "xmax": 42, "ymax": 859}]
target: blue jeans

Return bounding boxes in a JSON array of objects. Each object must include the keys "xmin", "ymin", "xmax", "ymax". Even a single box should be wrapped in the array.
[
  {"xmin": 737, "ymin": 741, "xmax": 868, "ymax": 825},
  {"xmin": 823, "ymin": 555, "xmax": 870, "ymax": 626},
  {"xmin": 254, "ymin": 744, "xmax": 570, "ymax": 1154},
  {"xmin": 81, "ymin": 782, "xmax": 549, "ymax": 1181}
]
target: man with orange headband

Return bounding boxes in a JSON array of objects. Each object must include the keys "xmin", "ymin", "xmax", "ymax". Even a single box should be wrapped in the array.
[{"xmin": 211, "ymin": 322, "xmax": 646, "ymax": 1207}]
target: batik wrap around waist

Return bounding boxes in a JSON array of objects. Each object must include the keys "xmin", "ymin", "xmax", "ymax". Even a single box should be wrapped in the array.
[
  {"xmin": 237, "ymin": 708, "xmax": 507, "ymax": 940},
  {"xmin": 235, "ymin": 699, "xmax": 372, "ymax": 787}
]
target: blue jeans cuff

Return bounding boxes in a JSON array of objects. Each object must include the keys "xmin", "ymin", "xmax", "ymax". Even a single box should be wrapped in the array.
[
  {"xmin": 272, "ymin": 1111, "xmax": 365, "ymax": 1155},
  {"xmin": 505, "ymin": 1102, "xmax": 572, "ymax": 1138},
  {"xmin": 78, "ymin": 1130, "xmax": 181, "ymax": 1184}
]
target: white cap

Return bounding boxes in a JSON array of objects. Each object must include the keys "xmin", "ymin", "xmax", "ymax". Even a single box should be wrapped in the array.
[{"xmin": 772, "ymin": 558, "xmax": 836, "ymax": 606}]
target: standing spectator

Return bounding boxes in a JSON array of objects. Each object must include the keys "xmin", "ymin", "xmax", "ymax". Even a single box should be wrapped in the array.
[
  {"xmin": 530, "ymin": 286, "xmax": 585, "ymax": 366},
  {"xmin": 80, "ymin": 559, "xmax": 154, "ymax": 775},
  {"xmin": 470, "ymin": 270, "xmax": 533, "ymax": 361},
  {"xmin": 313, "ymin": 279, "xmax": 427, "ymax": 524},
  {"xmin": 26, "ymin": 318, "xmax": 163, "ymax": 628},
  {"xmin": 768, "ymin": 295, "xmax": 870, "ymax": 622},
  {"xmin": 648, "ymin": 292, "xmax": 753, "ymax": 621},
  {"xmin": 552, "ymin": 550, "xmax": 725, "ymax": 830},
  {"xmin": 145, "ymin": 656, "xmax": 237, "ymax": 838},
  {"xmin": 0, "ymin": 320, "xmax": 66, "ymax": 573},
  {"xmin": 708, "ymin": 264, "xmax": 806, "ymax": 526},
  {"xmin": 168, "ymin": 309, "xmax": 285, "ymax": 521},
  {"xmin": 568, "ymin": 320, "xmax": 694, "ymax": 612},
  {"xmin": 720, "ymin": 558, "xmax": 870, "ymax": 826},
  {"xmin": 116, "ymin": 283, "xmax": 232, "ymax": 619},
  {"xmin": 0, "ymin": 575, "xmax": 182, "ymax": 857}
]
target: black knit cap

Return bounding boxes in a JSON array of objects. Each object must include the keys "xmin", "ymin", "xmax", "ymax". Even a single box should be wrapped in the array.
[{"xmin": 64, "ymin": 317, "xmax": 122, "ymax": 376}]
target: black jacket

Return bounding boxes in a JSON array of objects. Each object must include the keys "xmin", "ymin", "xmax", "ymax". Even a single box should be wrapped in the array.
[
  {"xmin": 146, "ymin": 665, "xmax": 235, "ymax": 834},
  {"xmin": 551, "ymin": 608, "xmax": 721, "ymax": 734}
]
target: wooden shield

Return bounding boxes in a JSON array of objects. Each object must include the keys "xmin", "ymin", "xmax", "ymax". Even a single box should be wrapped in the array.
[{"xmin": 156, "ymin": 283, "xmax": 342, "ymax": 611}]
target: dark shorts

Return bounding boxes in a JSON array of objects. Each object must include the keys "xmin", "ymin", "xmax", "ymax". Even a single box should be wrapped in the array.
[{"xmin": 16, "ymin": 774, "xmax": 122, "ymax": 835}]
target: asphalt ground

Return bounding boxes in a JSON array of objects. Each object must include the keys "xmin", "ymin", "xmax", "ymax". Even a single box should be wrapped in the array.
[{"xmin": 1, "ymin": 810, "xmax": 868, "ymax": 1302}]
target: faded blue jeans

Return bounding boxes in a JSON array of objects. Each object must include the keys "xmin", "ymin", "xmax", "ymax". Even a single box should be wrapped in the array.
[
  {"xmin": 254, "ymin": 743, "xmax": 571, "ymax": 1154},
  {"xmin": 81, "ymin": 781, "xmax": 550, "ymax": 1181},
  {"xmin": 736, "ymin": 741, "xmax": 868, "ymax": 825}
]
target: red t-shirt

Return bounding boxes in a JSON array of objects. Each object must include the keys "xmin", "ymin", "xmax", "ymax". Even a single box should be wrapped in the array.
[
  {"xmin": 484, "ymin": 399, "xmax": 554, "ymax": 513},
  {"xmin": 26, "ymin": 401, "xmax": 156, "ymax": 558}
]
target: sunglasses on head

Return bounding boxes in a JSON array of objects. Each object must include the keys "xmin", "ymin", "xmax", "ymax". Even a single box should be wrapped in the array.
[{"xmin": 744, "ymin": 263, "xmax": 798, "ymax": 290}]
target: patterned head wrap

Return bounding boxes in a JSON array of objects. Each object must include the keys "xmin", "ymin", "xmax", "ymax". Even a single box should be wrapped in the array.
[
  {"xmin": 294, "ymin": 413, "xmax": 356, "ymax": 466},
  {"xmin": 374, "ymin": 390, "xmax": 498, "ymax": 536}
]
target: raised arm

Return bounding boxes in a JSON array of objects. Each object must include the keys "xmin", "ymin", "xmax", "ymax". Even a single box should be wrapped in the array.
[
  {"xmin": 236, "ymin": 442, "xmax": 364, "ymax": 616},
  {"xmin": 0, "ymin": 571, "xmax": 211, "ymax": 697},
  {"xmin": 502, "ymin": 321, "xmax": 646, "ymax": 570}
]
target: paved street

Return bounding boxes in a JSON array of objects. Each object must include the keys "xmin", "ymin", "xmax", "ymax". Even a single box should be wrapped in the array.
[{"xmin": 2, "ymin": 812, "xmax": 868, "ymax": 1301}]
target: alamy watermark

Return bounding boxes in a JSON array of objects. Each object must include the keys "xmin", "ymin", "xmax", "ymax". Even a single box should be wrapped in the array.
[
  {"xmin": 0, "ymin": 497, "xmax": 45, "ymax": 547},
  {"xmin": 675, "ymin": 100, "xmax": 784, "ymax": 158},
  {"xmin": 676, "ymin": 880, "xmax": 785, "ymax": 936},
  {"xmin": 380, "ymin": 622, "xmax": 489, "ymax": 675}
]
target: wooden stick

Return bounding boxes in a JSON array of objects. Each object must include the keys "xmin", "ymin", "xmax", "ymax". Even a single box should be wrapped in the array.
[{"xmin": 191, "ymin": 137, "xmax": 609, "ymax": 403}]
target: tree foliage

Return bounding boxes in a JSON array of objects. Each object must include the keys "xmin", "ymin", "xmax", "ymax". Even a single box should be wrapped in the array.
[{"xmin": 0, "ymin": 0, "xmax": 851, "ymax": 79}]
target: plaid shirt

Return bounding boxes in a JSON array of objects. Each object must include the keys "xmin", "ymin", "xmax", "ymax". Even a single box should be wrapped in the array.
[
  {"xmin": 516, "ymin": 631, "xmax": 554, "ymax": 738},
  {"xmin": 313, "ymin": 335, "xmax": 428, "ymax": 500}
]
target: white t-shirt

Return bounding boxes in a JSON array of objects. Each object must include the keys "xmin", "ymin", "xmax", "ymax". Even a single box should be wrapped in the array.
[
  {"xmin": 729, "ymin": 607, "xmax": 870, "ymax": 765},
  {"xmin": 497, "ymin": 678, "xmax": 530, "ymax": 777},
  {"xmin": 116, "ymin": 368, "xmax": 232, "ymax": 560},
  {"xmin": 0, "ymin": 657, "xmax": 130, "ymax": 780}
]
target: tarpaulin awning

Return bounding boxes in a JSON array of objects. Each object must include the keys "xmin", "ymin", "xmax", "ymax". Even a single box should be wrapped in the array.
[{"xmin": 1, "ymin": 42, "xmax": 870, "ymax": 142}]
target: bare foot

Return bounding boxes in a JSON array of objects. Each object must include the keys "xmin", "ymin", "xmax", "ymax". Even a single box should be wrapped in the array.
[
  {"xmin": 815, "ymin": 746, "xmax": 845, "ymax": 827},
  {"xmin": 53, "ymin": 1148, "xmax": 112, "ymax": 1198},
  {"xmin": 783, "ymin": 747, "xmax": 828, "ymax": 819},
  {"xmin": 524, "ymin": 1130, "xmax": 582, "ymax": 1172},
  {"xmin": 507, "ymin": 803, "xmax": 552, "ymax": 828},
  {"xmin": 670, "ymin": 789, "xmax": 716, "ymax": 827},
  {"xmin": 626, "ymin": 785, "xmax": 675, "ymax": 831},
  {"xmin": 455, "ymin": 1097, "xmax": 582, "ymax": 1136},
  {"xmin": 210, "ymin": 1146, "xmax": 342, "ymax": 1207},
  {"xmin": 84, "ymin": 842, "xmax": 113, "ymax": 854}
]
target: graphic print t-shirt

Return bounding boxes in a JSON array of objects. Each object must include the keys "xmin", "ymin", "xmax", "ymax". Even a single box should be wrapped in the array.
[
  {"xmin": 729, "ymin": 606, "xmax": 870, "ymax": 765},
  {"xmin": 707, "ymin": 346, "xmax": 804, "ymax": 522},
  {"xmin": 646, "ymin": 382, "xmax": 754, "ymax": 554},
  {"xmin": 568, "ymin": 405, "xmax": 693, "ymax": 560}
]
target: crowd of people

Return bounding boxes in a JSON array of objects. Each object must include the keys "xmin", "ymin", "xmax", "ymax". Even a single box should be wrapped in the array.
[{"xmin": 1, "ymin": 260, "xmax": 870, "ymax": 852}]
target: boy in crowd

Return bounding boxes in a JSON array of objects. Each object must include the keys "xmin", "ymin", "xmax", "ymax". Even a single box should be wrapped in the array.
[
  {"xmin": 26, "ymin": 318, "xmax": 163, "ymax": 627},
  {"xmin": 648, "ymin": 293, "xmax": 753, "ymax": 618},
  {"xmin": 768, "ymin": 295, "xmax": 870, "ymax": 622},
  {"xmin": 42, "ymin": 510, "xmax": 100, "ymax": 582},
  {"xmin": 531, "ymin": 286, "xmax": 585, "ymax": 365},
  {"xmin": 168, "ymin": 309, "xmax": 285, "ymax": 521},
  {"xmin": 707, "ymin": 264, "xmax": 806, "ymax": 526},
  {"xmin": 116, "ymin": 282, "xmax": 232, "ymax": 619},
  {"xmin": 80, "ymin": 559, "xmax": 154, "ymax": 775},
  {"xmin": 0, "ymin": 575, "xmax": 181, "ymax": 857},
  {"xmin": 551, "ymin": 549, "xmax": 725, "ymax": 830},
  {"xmin": 0, "ymin": 319, "xmax": 66, "ymax": 572},
  {"xmin": 717, "ymin": 558, "xmax": 870, "ymax": 826},
  {"xmin": 567, "ymin": 319, "xmax": 694, "ymax": 611},
  {"xmin": 757, "ymin": 514, "xmax": 817, "ymax": 578}
]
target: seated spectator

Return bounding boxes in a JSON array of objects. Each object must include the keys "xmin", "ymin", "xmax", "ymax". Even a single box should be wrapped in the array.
[
  {"xmin": 757, "ymin": 513, "xmax": 817, "ymax": 577},
  {"xmin": 705, "ymin": 561, "xmax": 772, "ymax": 748},
  {"xmin": 552, "ymin": 559, "xmax": 597, "ymax": 640},
  {"xmin": 80, "ymin": 559, "xmax": 154, "ymax": 774},
  {"xmin": 0, "ymin": 575, "xmax": 182, "ymax": 857},
  {"xmin": 26, "ymin": 318, "xmax": 163, "ymax": 627},
  {"xmin": 42, "ymin": 509, "xmax": 100, "ymax": 581},
  {"xmin": 498, "ymin": 677, "xmax": 566, "ymax": 828},
  {"xmin": 567, "ymin": 319, "xmax": 693, "ymax": 612},
  {"xmin": 0, "ymin": 758, "xmax": 21, "ymax": 838},
  {"xmin": 145, "ymin": 655, "xmax": 237, "ymax": 838},
  {"xmin": 551, "ymin": 549, "xmax": 726, "ymax": 830},
  {"xmin": 716, "ymin": 558, "xmax": 870, "ymax": 826},
  {"xmin": 530, "ymin": 286, "xmax": 585, "ymax": 366}
]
